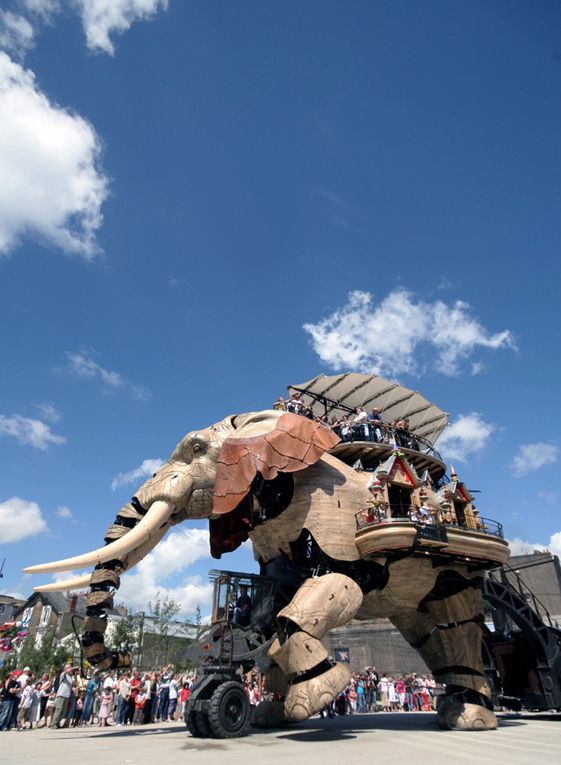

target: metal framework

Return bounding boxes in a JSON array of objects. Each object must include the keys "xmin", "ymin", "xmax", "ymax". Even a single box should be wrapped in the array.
[{"xmin": 287, "ymin": 372, "xmax": 448, "ymax": 443}]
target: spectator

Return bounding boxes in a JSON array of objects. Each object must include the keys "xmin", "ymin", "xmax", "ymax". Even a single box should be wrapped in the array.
[
  {"xmin": 98, "ymin": 688, "xmax": 111, "ymax": 728},
  {"xmin": 50, "ymin": 665, "xmax": 76, "ymax": 729},
  {"xmin": 157, "ymin": 666, "xmax": 172, "ymax": 722},
  {"xmin": 81, "ymin": 670, "xmax": 100, "ymax": 725},
  {"xmin": 116, "ymin": 671, "xmax": 131, "ymax": 726},
  {"xmin": 27, "ymin": 682, "xmax": 43, "ymax": 729},
  {"xmin": 133, "ymin": 691, "xmax": 146, "ymax": 725},
  {"xmin": 368, "ymin": 408, "xmax": 384, "ymax": 442},
  {"xmin": 0, "ymin": 672, "xmax": 20, "ymax": 730},
  {"xmin": 286, "ymin": 392, "xmax": 303, "ymax": 414},
  {"xmin": 127, "ymin": 670, "xmax": 141, "ymax": 725},
  {"xmin": 17, "ymin": 677, "xmax": 35, "ymax": 729},
  {"xmin": 178, "ymin": 681, "xmax": 190, "ymax": 722},
  {"xmin": 167, "ymin": 673, "xmax": 178, "ymax": 721},
  {"xmin": 352, "ymin": 407, "xmax": 369, "ymax": 441}
]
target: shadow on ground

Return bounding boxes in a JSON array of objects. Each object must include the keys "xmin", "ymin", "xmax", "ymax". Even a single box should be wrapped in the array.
[{"xmin": 258, "ymin": 711, "xmax": 527, "ymax": 742}]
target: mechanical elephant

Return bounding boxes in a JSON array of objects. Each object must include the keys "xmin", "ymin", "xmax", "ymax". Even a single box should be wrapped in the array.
[{"xmin": 25, "ymin": 410, "xmax": 498, "ymax": 730}]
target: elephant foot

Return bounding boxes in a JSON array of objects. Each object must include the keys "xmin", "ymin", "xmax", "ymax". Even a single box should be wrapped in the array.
[
  {"xmin": 251, "ymin": 700, "xmax": 291, "ymax": 729},
  {"xmin": 437, "ymin": 696, "xmax": 497, "ymax": 731},
  {"xmin": 284, "ymin": 661, "xmax": 351, "ymax": 722}
]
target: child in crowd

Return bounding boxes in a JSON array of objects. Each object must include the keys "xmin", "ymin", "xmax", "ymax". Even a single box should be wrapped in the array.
[
  {"xmin": 133, "ymin": 692, "xmax": 146, "ymax": 725},
  {"xmin": 98, "ymin": 688, "xmax": 111, "ymax": 727}
]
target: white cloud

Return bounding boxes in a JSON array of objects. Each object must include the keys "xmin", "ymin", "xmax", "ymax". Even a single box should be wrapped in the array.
[
  {"xmin": 74, "ymin": 0, "xmax": 169, "ymax": 55},
  {"xmin": 65, "ymin": 350, "xmax": 123, "ymax": 387},
  {"xmin": 0, "ymin": 413, "xmax": 66, "ymax": 449},
  {"xmin": 61, "ymin": 350, "xmax": 151, "ymax": 400},
  {"xmin": 0, "ymin": 11, "xmax": 35, "ymax": 58},
  {"xmin": 508, "ymin": 532, "xmax": 561, "ymax": 559},
  {"xmin": 20, "ymin": 1, "xmax": 60, "ymax": 19},
  {"xmin": 36, "ymin": 402, "xmax": 61, "ymax": 423},
  {"xmin": 0, "ymin": 52, "xmax": 108, "ymax": 258},
  {"xmin": 118, "ymin": 528, "xmax": 213, "ymax": 616},
  {"xmin": 303, "ymin": 289, "xmax": 515, "ymax": 378},
  {"xmin": 0, "ymin": 497, "xmax": 48, "ymax": 543},
  {"xmin": 510, "ymin": 442, "xmax": 559, "ymax": 478},
  {"xmin": 537, "ymin": 491, "xmax": 558, "ymax": 505},
  {"xmin": 55, "ymin": 505, "xmax": 73, "ymax": 519},
  {"xmin": 111, "ymin": 458, "xmax": 164, "ymax": 491},
  {"xmin": 1, "ymin": 1, "xmax": 167, "ymax": 58},
  {"xmin": 436, "ymin": 412, "xmax": 495, "ymax": 462},
  {"xmin": 470, "ymin": 361, "xmax": 485, "ymax": 376}
]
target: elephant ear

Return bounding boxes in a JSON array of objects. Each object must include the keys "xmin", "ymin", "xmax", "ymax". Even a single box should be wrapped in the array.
[{"xmin": 208, "ymin": 412, "xmax": 340, "ymax": 558}]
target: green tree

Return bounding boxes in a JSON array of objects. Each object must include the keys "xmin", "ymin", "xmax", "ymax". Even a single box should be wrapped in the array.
[
  {"xmin": 15, "ymin": 628, "xmax": 69, "ymax": 675},
  {"xmin": 0, "ymin": 652, "xmax": 16, "ymax": 681},
  {"xmin": 112, "ymin": 613, "xmax": 141, "ymax": 653},
  {"xmin": 147, "ymin": 595, "xmax": 181, "ymax": 667}
]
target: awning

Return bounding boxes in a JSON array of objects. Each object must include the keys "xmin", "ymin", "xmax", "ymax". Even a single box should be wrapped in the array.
[{"xmin": 287, "ymin": 373, "xmax": 448, "ymax": 444}]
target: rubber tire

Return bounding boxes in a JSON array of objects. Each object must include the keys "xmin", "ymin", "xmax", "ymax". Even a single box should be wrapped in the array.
[
  {"xmin": 185, "ymin": 711, "xmax": 201, "ymax": 738},
  {"xmin": 207, "ymin": 681, "xmax": 250, "ymax": 739},
  {"xmin": 186, "ymin": 710, "xmax": 213, "ymax": 738}
]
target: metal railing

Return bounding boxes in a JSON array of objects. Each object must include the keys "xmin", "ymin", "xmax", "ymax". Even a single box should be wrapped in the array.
[
  {"xmin": 333, "ymin": 422, "xmax": 443, "ymax": 462},
  {"xmin": 283, "ymin": 409, "xmax": 444, "ymax": 463},
  {"xmin": 355, "ymin": 507, "xmax": 504, "ymax": 538}
]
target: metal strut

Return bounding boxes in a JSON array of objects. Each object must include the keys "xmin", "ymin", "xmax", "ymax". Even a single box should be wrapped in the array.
[{"xmin": 482, "ymin": 574, "xmax": 561, "ymax": 710}]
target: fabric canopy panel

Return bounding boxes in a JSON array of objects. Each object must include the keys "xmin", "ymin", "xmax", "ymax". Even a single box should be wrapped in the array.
[{"xmin": 287, "ymin": 373, "xmax": 448, "ymax": 444}]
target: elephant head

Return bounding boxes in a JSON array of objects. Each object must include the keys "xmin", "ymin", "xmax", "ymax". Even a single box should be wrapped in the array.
[{"xmin": 24, "ymin": 410, "xmax": 339, "ymax": 669}]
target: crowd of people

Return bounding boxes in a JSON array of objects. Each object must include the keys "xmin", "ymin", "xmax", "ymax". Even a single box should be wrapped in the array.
[
  {"xmin": 325, "ymin": 669, "xmax": 438, "ymax": 716},
  {"xmin": 0, "ymin": 663, "xmax": 195, "ymax": 731},
  {"xmin": 1, "ymin": 661, "xmax": 441, "ymax": 732},
  {"xmin": 244, "ymin": 666, "xmax": 439, "ymax": 716},
  {"xmin": 273, "ymin": 394, "xmax": 421, "ymax": 451}
]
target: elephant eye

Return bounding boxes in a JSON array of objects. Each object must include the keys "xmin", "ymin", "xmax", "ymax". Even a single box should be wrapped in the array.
[{"xmin": 192, "ymin": 443, "xmax": 202, "ymax": 453}]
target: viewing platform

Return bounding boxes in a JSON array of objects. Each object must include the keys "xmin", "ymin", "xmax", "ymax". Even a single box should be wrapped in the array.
[
  {"xmin": 286, "ymin": 372, "xmax": 449, "ymax": 480},
  {"xmin": 331, "ymin": 425, "xmax": 446, "ymax": 481},
  {"xmin": 286, "ymin": 372, "xmax": 508, "ymax": 571},
  {"xmin": 354, "ymin": 510, "xmax": 509, "ymax": 567}
]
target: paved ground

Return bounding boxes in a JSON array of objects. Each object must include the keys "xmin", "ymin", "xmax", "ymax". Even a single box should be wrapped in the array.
[{"xmin": 1, "ymin": 712, "xmax": 559, "ymax": 765}]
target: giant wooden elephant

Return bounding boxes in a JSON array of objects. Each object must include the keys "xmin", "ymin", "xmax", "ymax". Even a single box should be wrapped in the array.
[{"xmin": 25, "ymin": 409, "xmax": 508, "ymax": 730}]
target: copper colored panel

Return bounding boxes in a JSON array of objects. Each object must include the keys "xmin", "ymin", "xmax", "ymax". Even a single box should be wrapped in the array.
[{"xmin": 213, "ymin": 414, "xmax": 339, "ymax": 517}]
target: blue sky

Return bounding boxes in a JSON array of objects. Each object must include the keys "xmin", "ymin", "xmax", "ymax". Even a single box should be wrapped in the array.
[{"xmin": 1, "ymin": 1, "xmax": 560, "ymax": 618}]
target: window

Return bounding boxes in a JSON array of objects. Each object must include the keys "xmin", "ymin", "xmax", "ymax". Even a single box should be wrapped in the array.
[
  {"xmin": 22, "ymin": 607, "xmax": 33, "ymax": 627},
  {"xmin": 387, "ymin": 485, "xmax": 412, "ymax": 518},
  {"xmin": 453, "ymin": 501, "xmax": 467, "ymax": 527},
  {"xmin": 39, "ymin": 605, "xmax": 52, "ymax": 627}
]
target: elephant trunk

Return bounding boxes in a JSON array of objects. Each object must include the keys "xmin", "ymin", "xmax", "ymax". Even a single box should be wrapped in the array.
[{"xmin": 80, "ymin": 498, "xmax": 175, "ymax": 670}]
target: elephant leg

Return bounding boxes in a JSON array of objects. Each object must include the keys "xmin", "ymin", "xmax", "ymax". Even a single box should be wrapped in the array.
[
  {"xmin": 252, "ymin": 665, "xmax": 290, "ymax": 728},
  {"xmin": 269, "ymin": 573, "xmax": 363, "ymax": 722},
  {"xmin": 392, "ymin": 585, "xmax": 497, "ymax": 731}
]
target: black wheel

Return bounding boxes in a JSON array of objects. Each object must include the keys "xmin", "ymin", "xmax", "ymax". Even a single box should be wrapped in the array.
[
  {"xmin": 207, "ymin": 681, "xmax": 250, "ymax": 738},
  {"xmin": 185, "ymin": 711, "xmax": 201, "ymax": 737},
  {"xmin": 185, "ymin": 710, "xmax": 213, "ymax": 738}
]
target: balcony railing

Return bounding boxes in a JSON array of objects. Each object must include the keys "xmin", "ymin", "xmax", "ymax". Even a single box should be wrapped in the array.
[
  {"xmin": 355, "ymin": 507, "xmax": 504, "ymax": 539},
  {"xmin": 333, "ymin": 422, "xmax": 443, "ymax": 462}
]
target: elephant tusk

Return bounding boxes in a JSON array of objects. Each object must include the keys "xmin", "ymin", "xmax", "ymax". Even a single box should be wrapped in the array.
[
  {"xmin": 123, "ymin": 521, "xmax": 170, "ymax": 569},
  {"xmin": 31, "ymin": 521, "xmax": 172, "ymax": 591},
  {"xmin": 23, "ymin": 500, "xmax": 175, "ymax": 575},
  {"xmin": 33, "ymin": 574, "xmax": 92, "ymax": 592}
]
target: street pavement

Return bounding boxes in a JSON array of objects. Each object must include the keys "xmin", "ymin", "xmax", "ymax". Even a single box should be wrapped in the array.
[{"xmin": 0, "ymin": 712, "xmax": 559, "ymax": 765}]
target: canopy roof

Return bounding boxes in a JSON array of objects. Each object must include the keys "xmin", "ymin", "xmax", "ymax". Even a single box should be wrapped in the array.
[{"xmin": 287, "ymin": 373, "xmax": 448, "ymax": 444}]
